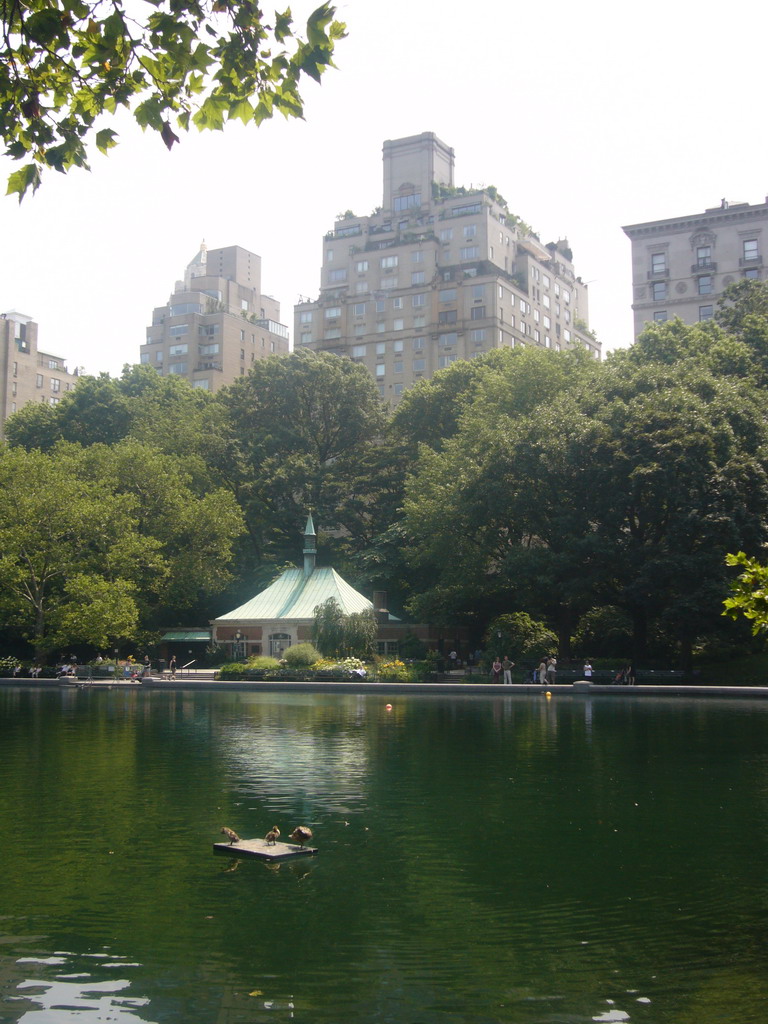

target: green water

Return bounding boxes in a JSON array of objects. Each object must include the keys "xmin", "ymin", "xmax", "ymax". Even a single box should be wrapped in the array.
[{"xmin": 0, "ymin": 688, "xmax": 767, "ymax": 1024}]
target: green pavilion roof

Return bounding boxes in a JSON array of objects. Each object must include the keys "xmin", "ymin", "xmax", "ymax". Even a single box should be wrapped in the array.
[{"xmin": 214, "ymin": 567, "xmax": 372, "ymax": 623}]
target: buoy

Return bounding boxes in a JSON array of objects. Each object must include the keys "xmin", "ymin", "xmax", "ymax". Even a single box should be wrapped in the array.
[
  {"xmin": 545, "ymin": 691, "xmax": 552, "ymax": 698},
  {"xmin": 385, "ymin": 703, "xmax": 393, "ymax": 711}
]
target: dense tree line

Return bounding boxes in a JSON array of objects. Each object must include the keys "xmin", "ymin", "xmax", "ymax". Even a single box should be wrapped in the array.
[{"xmin": 4, "ymin": 282, "xmax": 768, "ymax": 665}]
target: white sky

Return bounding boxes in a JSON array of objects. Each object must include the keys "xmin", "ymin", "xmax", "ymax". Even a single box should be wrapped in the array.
[{"xmin": 2, "ymin": 0, "xmax": 767, "ymax": 377}]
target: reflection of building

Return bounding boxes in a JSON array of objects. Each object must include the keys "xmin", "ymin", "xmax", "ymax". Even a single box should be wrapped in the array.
[
  {"xmin": 296, "ymin": 132, "xmax": 598, "ymax": 403},
  {"xmin": 623, "ymin": 197, "xmax": 768, "ymax": 337},
  {"xmin": 0, "ymin": 311, "xmax": 80, "ymax": 436},
  {"xmin": 212, "ymin": 514, "xmax": 466, "ymax": 658},
  {"xmin": 141, "ymin": 243, "xmax": 290, "ymax": 392}
]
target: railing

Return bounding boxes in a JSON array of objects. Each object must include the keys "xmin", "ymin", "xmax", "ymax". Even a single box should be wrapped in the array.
[
  {"xmin": 646, "ymin": 268, "xmax": 669, "ymax": 279},
  {"xmin": 691, "ymin": 261, "xmax": 717, "ymax": 273},
  {"xmin": 181, "ymin": 659, "xmax": 196, "ymax": 678},
  {"xmin": 739, "ymin": 255, "xmax": 762, "ymax": 267}
]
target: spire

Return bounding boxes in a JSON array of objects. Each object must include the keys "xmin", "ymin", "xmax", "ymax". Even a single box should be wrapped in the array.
[{"xmin": 303, "ymin": 512, "xmax": 317, "ymax": 577}]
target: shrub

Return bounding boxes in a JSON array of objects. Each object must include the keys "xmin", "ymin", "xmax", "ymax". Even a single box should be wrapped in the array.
[
  {"xmin": 283, "ymin": 643, "xmax": 321, "ymax": 667},
  {"xmin": 377, "ymin": 659, "xmax": 410, "ymax": 682},
  {"xmin": 246, "ymin": 655, "xmax": 281, "ymax": 670}
]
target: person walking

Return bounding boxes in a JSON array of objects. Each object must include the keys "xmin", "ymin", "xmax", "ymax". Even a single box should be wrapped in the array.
[
  {"xmin": 537, "ymin": 657, "xmax": 547, "ymax": 685},
  {"xmin": 502, "ymin": 656, "xmax": 515, "ymax": 685},
  {"xmin": 169, "ymin": 655, "xmax": 177, "ymax": 680}
]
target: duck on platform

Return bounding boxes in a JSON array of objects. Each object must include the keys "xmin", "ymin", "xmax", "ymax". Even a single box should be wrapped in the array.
[
  {"xmin": 220, "ymin": 826, "xmax": 241, "ymax": 845},
  {"xmin": 265, "ymin": 826, "xmax": 280, "ymax": 846},
  {"xmin": 288, "ymin": 826, "xmax": 313, "ymax": 848}
]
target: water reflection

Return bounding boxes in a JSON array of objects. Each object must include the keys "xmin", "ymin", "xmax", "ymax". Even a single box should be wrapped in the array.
[{"xmin": 8, "ymin": 950, "xmax": 153, "ymax": 1024}]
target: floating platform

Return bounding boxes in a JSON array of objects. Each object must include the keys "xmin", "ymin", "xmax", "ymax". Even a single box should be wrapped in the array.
[{"xmin": 213, "ymin": 838, "xmax": 318, "ymax": 861}]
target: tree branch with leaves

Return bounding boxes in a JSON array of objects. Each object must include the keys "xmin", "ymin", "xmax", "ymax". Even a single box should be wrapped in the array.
[{"xmin": 0, "ymin": 0, "xmax": 346, "ymax": 197}]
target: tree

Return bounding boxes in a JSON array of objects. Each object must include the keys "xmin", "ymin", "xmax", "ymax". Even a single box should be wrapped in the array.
[
  {"xmin": 1, "ymin": 0, "xmax": 346, "ymax": 197},
  {"xmin": 484, "ymin": 612, "xmax": 557, "ymax": 662},
  {"xmin": 215, "ymin": 349, "xmax": 388, "ymax": 572},
  {"xmin": 311, "ymin": 597, "xmax": 376, "ymax": 659}
]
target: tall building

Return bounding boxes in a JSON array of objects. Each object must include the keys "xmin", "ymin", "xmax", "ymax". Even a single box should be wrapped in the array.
[
  {"xmin": 0, "ymin": 311, "xmax": 80, "ymax": 436},
  {"xmin": 141, "ymin": 243, "xmax": 290, "ymax": 391},
  {"xmin": 623, "ymin": 197, "xmax": 768, "ymax": 337},
  {"xmin": 295, "ymin": 132, "xmax": 598, "ymax": 402}
]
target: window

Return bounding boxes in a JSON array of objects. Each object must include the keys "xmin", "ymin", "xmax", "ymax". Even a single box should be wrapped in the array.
[
  {"xmin": 460, "ymin": 246, "xmax": 479, "ymax": 259},
  {"xmin": 411, "ymin": 251, "xmax": 424, "ymax": 263},
  {"xmin": 300, "ymin": 332, "xmax": 312, "ymax": 344},
  {"xmin": 394, "ymin": 192, "xmax": 421, "ymax": 212},
  {"xmin": 471, "ymin": 306, "xmax": 486, "ymax": 320},
  {"xmin": 356, "ymin": 260, "xmax": 369, "ymax": 273},
  {"xmin": 140, "ymin": 353, "xmax": 150, "ymax": 364},
  {"xmin": 325, "ymin": 306, "xmax": 341, "ymax": 318},
  {"xmin": 376, "ymin": 342, "xmax": 386, "ymax": 355},
  {"xmin": 355, "ymin": 282, "xmax": 368, "ymax": 294},
  {"xmin": 169, "ymin": 324, "xmax": 188, "ymax": 336},
  {"xmin": 564, "ymin": 329, "xmax": 571, "ymax": 342},
  {"xmin": 393, "ymin": 360, "xmax": 403, "ymax": 373},
  {"xmin": 199, "ymin": 324, "xmax": 219, "ymax": 336},
  {"xmin": 329, "ymin": 268, "xmax": 347, "ymax": 282},
  {"xmin": 412, "ymin": 293, "xmax": 426, "ymax": 307},
  {"xmin": 325, "ymin": 328, "xmax": 341, "ymax": 339},
  {"xmin": 743, "ymin": 239, "xmax": 759, "ymax": 261},
  {"xmin": 439, "ymin": 228, "xmax": 453, "ymax": 242},
  {"xmin": 413, "ymin": 315, "xmax": 426, "ymax": 327},
  {"xmin": 412, "ymin": 271, "xmax": 425, "ymax": 285},
  {"xmin": 380, "ymin": 255, "xmax": 399, "ymax": 269},
  {"xmin": 155, "ymin": 351, "xmax": 163, "ymax": 364},
  {"xmin": 534, "ymin": 309, "xmax": 540, "ymax": 323},
  {"xmin": 534, "ymin": 329, "xmax": 540, "ymax": 343},
  {"xmin": 470, "ymin": 328, "xmax": 486, "ymax": 342},
  {"xmin": 413, "ymin": 358, "xmax": 426, "ymax": 371},
  {"xmin": 697, "ymin": 275, "xmax": 713, "ymax": 295},
  {"xmin": 542, "ymin": 274, "xmax": 550, "ymax": 289},
  {"xmin": 563, "ymin": 289, "xmax": 571, "ymax": 304},
  {"xmin": 376, "ymin": 299, "xmax": 386, "ymax": 313},
  {"xmin": 438, "ymin": 355, "xmax": 457, "ymax": 368},
  {"xmin": 193, "ymin": 379, "xmax": 210, "ymax": 389},
  {"xmin": 352, "ymin": 303, "xmax": 366, "ymax": 316},
  {"xmin": 542, "ymin": 294, "xmax": 551, "ymax": 309},
  {"xmin": 464, "ymin": 224, "xmax": 477, "ymax": 238},
  {"xmin": 699, "ymin": 304, "xmax": 714, "ymax": 321},
  {"xmin": 438, "ymin": 310, "xmax": 457, "ymax": 324},
  {"xmin": 392, "ymin": 296, "xmax": 404, "ymax": 310},
  {"xmin": 472, "ymin": 284, "xmax": 485, "ymax": 301},
  {"xmin": 413, "ymin": 337, "xmax": 424, "ymax": 350},
  {"xmin": 651, "ymin": 281, "xmax": 667, "ymax": 301},
  {"xmin": 199, "ymin": 343, "xmax": 220, "ymax": 355},
  {"xmin": 375, "ymin": 364, "xmax": 385, "ymax": 377},
  {"xmin": 653, "ymin": 311, "xmax": 668, "ymax": 323},
  {"xmin": 439, "ymin": 332, "xmax": 458, "ymax": 347},
  {"xmin": 353, "ymin": 324, "xmax": 365, "ymax": 336},
  {"xmin": 393, "ymin": 339, "xmax": 404, "ymax": 353},
  {"xmin": 169, "ymin": 362, "xmax": 187, "ymax": 374},
  {"xmin": 439, "ymin": 288, "xmax": 456, "ymax": 302},
  {"xmin": 170, "ymin": 343, "xmax": 188, "ymax": 355},
  {"xmin": 543, "ymin": 315, "xmax": 551, "ymax": 330},
  {"xmin": 169, "ymin": 302, "xmax": 201, "ymax": 316},
  {"xmin": 376, "ymin": 322, "xmax": 386, "ymax": 333},
  {"xmin": 299, "ymin": 311, "xmax": 313, "ymax": 323},
  {"xmin": 49, "ymin": 397, "xmax": 60, "ymax": 406},
  {"xmin": 394, "ymin": 382, "xmax": 404, "ymax": 396},
  {"xmin": 744, "ymin": 268, "xmax": 760, "ymax": 280},
  {"xmin": 696, "ymin": 245, "xmax": 711, "ymax": 266},
  {"xmin": 379, "ymin": 277, "xmax": 397, "ymax": 290},
  {"xmin": 352, "ymin": 345, "xmax": 366, "ymax": 358},
  {"xmin": 393, "ymin": 318, "xmax": 404, "ymax": 331}
]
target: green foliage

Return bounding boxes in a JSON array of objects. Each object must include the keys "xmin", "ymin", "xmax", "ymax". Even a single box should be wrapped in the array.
[
  {"xmin": 311, "ymin": 597, "xmax": 376, "ymax": 659},
  {"xmin": 571, "ymin": 606, "xmax": 634, "ymax": 659},
  {"xmin": 283, "ymin": 642, "xmax": 321, "ymax": 667},
  {"xmin": 723, "ymin": 552, "xmax": 768, "ymax": 635},
  {"xmin": 1, "ymin": 0, "xmax": 346, "ymax": 196},
  {"xmin": 245, "ymin": 654, "xmax": 280, "ymax": 669},
  {"xmin": 484, "ymin": 612, "xmax": 557, "ymax": 661}
]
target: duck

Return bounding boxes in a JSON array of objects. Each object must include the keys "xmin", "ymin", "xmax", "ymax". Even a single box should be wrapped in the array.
[
  {"xmin": 288, "ymin": 826, "xmax": 313, "ymax": 848},
  {"xmin": 220, "ymin": 826, "xmax": 240, "ymax": 845},
  {"xmin": 265, "ymin": 825, "xmax": 280, "ymax": 846}
]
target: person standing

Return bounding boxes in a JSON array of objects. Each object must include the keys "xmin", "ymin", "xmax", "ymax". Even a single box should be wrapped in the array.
[
  {"xmin": 583, "ymin": 659, "xmax": 593, "ymax": 680},
  {"xmin": 502, "ymin": 656, "xmax": 515, "ymax": 685},
  {"xmin": 546, "ymin": 657, "xmax": 557, "ymax": 685},
  {"xmin": 491, "ymin": 657, "xmax": 503, "ymax": 684},
  {"xmin": 537, "ymin": 658, "xmax": 547, "ymax": 685}
]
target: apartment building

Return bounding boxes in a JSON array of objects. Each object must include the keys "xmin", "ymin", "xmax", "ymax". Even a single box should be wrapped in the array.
[
  {"xmin": 295, "ymin": 133, "xmax": 598, "ymax": 402},
  {"xmin": 0, "ymin": 311, "xmax": 80, "ymax": 436},
  {"xmin": 142, "ymin": 243, "xmax": 290, "ymax": 391},
  {"xmin": 623, "ymin": 197, "xmax": 767, "ymax": 336}
]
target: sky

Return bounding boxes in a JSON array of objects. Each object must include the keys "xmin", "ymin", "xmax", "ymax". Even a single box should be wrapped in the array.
[{"xmin": 2, "ymin": 0, "xmax": 767, "ymax": 378}]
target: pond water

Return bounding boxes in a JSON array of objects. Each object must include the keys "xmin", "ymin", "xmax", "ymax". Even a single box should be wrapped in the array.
[{"xmin": 0, "ymin": 688, "xmax": 767, "ymax": 1024}]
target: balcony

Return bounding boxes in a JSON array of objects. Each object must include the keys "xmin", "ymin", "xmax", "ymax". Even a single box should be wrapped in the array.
[
  {"xmin": 691, "ymin": 261, "xmax": 717, "ymax": 274},
  {"xmin": 740, "ymin": 255, "xmax": 762, "ymax": 267},
  {"xmin": 646, "ymin": 268, "xmax": 669, "ymax": 280},
  {"xmin": 195, "ymin": 362, "xmax": 223, "ymax": 372}
]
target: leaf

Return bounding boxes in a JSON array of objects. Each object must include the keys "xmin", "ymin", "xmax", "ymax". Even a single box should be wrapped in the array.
[
  {"xmin": 95, "ymin": 128, "xmax": 118, "ymax": 153},
  {"xmin": 6, "ymin": 163, "xmax": 42, "ymax": 200},
  {"xmin": 161, "ymin": 120, "xmax": 180, "ymax": 149}
]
